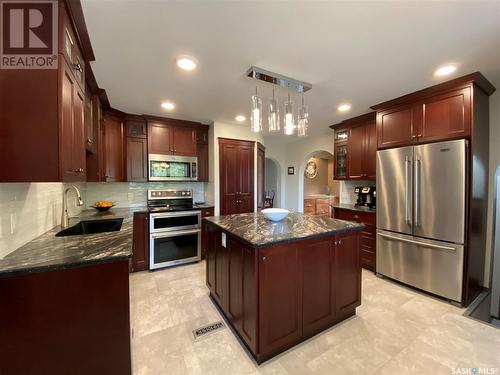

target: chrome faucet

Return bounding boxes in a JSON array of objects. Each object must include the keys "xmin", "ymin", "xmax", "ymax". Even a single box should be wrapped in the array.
[{"xmin": 61, "ymin": 185, "xmax": 84, "ymax": 228}]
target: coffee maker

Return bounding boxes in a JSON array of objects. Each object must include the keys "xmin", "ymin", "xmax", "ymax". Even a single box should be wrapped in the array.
[{"xmin": 354, "ymin": 186, "xmax": 376, "ymax": 209}]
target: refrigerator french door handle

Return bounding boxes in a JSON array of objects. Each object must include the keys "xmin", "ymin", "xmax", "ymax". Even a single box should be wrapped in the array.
[
  {"xmin": 414, "ymin": 156, "xmax": 421, "ymax": 227},
  {"xmin": 378, "ymin": 233, "xmax": 456, "ymax": 252},
  {"xmin": 405, "ymin": 156, "xmax": 411, "ymax": 225}
]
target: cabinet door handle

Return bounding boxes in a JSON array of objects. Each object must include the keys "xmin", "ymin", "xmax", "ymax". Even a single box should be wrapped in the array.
[
  {"xmin": 338, "ymin": 240, "xmax": 342, "ymax": 245},
  {"xmin": 262, "ymin": 256, "xmax": 267, "ymax": 262},
  {"xmin": 73, "ymin": 62, "xmax": 83, "ymax": 72},
  {"xmin": 412, "ymin": 135, "xmax": 417, "ymax": 139}
]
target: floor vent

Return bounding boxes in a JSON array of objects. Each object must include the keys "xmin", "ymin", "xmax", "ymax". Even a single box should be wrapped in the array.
[{"xmin": 192, "ymin": 321, "xmax": 225, "ymax": 340}]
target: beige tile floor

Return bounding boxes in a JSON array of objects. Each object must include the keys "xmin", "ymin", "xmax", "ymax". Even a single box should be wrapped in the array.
[{"xmin": 130, "ymin": 262, "xmax": 500, "ymax": 375}]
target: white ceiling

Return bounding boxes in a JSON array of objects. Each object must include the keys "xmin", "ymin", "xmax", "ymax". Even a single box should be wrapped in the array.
[{"xmin": 81, "ymin": 1, "xmax": 500, "ymax": 137}]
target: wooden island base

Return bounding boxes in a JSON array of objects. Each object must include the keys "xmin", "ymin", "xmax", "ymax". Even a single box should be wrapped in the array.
[{"xmin": 205, "ymin": 222, "xmax": 362, "ymax": 364}]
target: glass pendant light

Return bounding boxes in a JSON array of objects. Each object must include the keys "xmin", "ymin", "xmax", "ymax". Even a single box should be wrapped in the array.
[
  {"xmin": 250, "ymin": 86, "xmax": 262, "ymax": 133},
  {"xmin": 283, "ymin": 93, "xmax": 294, "ymax": 135},
  {"xmin": 297, "ymin": 92, "xmax": 309, "ymax": 137},
  {"xmin": 268, "ymin": 86, "xmax": 280, "ymax": 132}
]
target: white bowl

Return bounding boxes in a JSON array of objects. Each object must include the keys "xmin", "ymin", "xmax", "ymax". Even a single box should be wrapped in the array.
[{"xmin": 261, "ymin": 208, "xmax": 290, "ymax": 222}]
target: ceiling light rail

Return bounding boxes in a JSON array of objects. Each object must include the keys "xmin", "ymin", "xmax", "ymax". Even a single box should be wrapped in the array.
[{"xmin": 246, "ymin": 66, "xmax": 312, "ymax": 93}]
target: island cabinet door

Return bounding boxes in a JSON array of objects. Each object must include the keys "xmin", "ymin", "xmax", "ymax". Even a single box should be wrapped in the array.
[
  {"xmin": 301, "ymin": 238, "xmax": 336, "ymax": 337},
  {"xmin": 259, "ymin": 244, "xmax": 302, "ymax": 357},
  {"xmin": 206, "ymin": 226, "xmax": 228, "ymax": 308},
  {"xmin": 227, "ymin": 239, "xmax": 258, "ymax": 353},
  {"xmin": 334, "ymin": 231, "xmax": 361, "ymax": 316}
]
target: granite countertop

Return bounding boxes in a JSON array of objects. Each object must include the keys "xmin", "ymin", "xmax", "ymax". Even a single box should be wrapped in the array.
[
  {"xmin": 205, "ymin": 212, "xmax": 364, "ymax": 248},
  {"xmin": 0, "ymin": 207, "xmax": 147, "ymax": 278},
  {"xmin": 330, "ymin": 203, "xmax": 376, "ymax": 213}
]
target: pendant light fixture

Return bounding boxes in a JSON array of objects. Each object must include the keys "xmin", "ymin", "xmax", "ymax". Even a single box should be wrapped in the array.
[
  {"xmin": 297, "ymin": 92, "xmax": 308, "ymax": 137},
  {"xmin": 250, "ymin": 86, "xmax": 262, "ymax": 133},
  {"xmin": 268, "ymin": 86, "xmax": 280, "ymax": 132},
  {"xmin": 283, "ymin": 93, "xmax": 295, "ymax": 135}
]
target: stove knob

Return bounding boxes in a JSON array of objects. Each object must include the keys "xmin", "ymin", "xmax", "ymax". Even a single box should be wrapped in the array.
[{"xmin": 181, "ymin": 192, "xmax": 186, "ymax": 196}]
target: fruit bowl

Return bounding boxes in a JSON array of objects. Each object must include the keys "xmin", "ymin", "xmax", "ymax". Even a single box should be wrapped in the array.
[
  {"xmin": 91, "ymin": 202, "xmax": 115, "ymax": 212},
  {"xmin": 261, "ymin": 208, "xmax": 290, "ymax": 222}
]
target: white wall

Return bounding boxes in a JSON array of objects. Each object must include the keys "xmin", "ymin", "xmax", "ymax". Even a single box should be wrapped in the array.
[
  {"xmin": 265, "ymin": 133, "xmax": 334, "ymax": 211},
  {"xmin": 265, "ymin": 158, "xmax": 280, "ymax": 207},
  {"xmin": 485, "ymin": 90, "xmax": 500, "ymax": 285},
  {"xmin": 304, "ymin": 157, "xmax": 330, "ymax": 196},
  {"xmin": 0, "ymin": 183, "xmax": 84, "ymax": 258},
  {"xmin": 209, "ymin": 121, "xmax": 264, "ymax": 215}
]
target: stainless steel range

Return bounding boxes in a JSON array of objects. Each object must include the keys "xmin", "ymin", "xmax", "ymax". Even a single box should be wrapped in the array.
[{"xmin": 148, "ymin": 189, "xmax": 201, "ymax": 270}]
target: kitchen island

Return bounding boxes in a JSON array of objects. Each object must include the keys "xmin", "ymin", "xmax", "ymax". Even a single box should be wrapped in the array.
[{"xmin": 204, "ymin": 212, "xmax": 364, "ymax": 364}]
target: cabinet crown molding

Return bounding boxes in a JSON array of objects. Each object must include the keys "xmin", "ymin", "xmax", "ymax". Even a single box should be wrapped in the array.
[{"xmin": 370, "ymin": 72, "xmax": 496, "ymax": 111}]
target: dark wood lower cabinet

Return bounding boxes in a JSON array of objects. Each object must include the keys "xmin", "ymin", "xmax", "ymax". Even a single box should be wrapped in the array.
[
  {"xmin": 334, "ymin": 208, "xmax": 376, "ymax": 271},
  {"xmin": 205, "ymin": 222, "xmax": 362, "ymax": 363},
  {"xmin": 200, "ymin": 207, "xmax": 215, "ymax": 259},
  {"xmin": 0, "ymin": 260, "xmax": 131, "ymax": 375},
  {"xmin": 131, "ymin": 212, "xmax": 149, "ymax": 272}
]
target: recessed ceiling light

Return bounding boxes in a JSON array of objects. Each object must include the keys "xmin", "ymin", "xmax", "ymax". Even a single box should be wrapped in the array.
[
  {"xmin": 434, "ymin": 64, "xmax": 457, "ymax": 76},
  {"xmin": 235, "ymin": 115, "xmax": 246, "ymax": 122},
  {"xmin": 337, "ymin": 104, "xmax": 351, "ymax": 112},
  {"xmin": 176, "ymin": 56, "xmax": 197, "ymax": 71},
  {"xmin": 161, "ymin": 101, "xmax": 175, "ymax": 110}
]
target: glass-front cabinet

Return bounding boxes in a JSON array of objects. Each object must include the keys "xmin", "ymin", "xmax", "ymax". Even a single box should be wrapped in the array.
[
  {"xmin": 334, "ymin": 128, "xmax": 348, "ymax": 179},
  {"xmin": 335, "ymin": 144, "xmax": 348, "ymax": 179}
]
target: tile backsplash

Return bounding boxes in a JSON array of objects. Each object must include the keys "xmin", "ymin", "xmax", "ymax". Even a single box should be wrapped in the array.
[
  {"xmin": 85, "ymin": 182, "xmax": 210, "ymax": 209},
  {"xmin": 0, "ymin": 183, "xmax": 84, "ymax": 258},
  {"xmin": 340, "ymin": 180, "xmax": 374, "ymax": 204}
]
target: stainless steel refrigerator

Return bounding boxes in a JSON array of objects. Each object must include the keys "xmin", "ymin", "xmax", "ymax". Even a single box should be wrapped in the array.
[{"xmin": 376, "ymin": 139, "xmax": 468, "ymax": 303}]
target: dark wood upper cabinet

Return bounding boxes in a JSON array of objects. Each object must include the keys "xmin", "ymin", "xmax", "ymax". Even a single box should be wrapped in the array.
[
  {"xmin": 331, "ymin": 112, "xmax": 376, "ymax": 180},
  {"xmin": 172, "ymin": 127, "xmax": 197, "ymax": 156},
  {"xmin": 219, "ymin": 138, "xmax": 255, "ymax": 215},
  {"xmin": 60, "ymin": 59, "xmax": 86, "ymax": 182},
  {"xmin": 376, "ymin": 105, "xmax": 417, "ymax": 149},
  {"xmin": 418, "ymin": 87, "xmax": 471, "ymax": 142},
  {"xmin": 364, "ymin": 122, "xmax": 377, "ymax": 179},
  {"xmin": 103, "ymin": 112, "xmax": 124, "ymax": 182},
  {"xmin": 196, "ymin": 128, "xmax": 209, "ymax": 144},
  {"xmin": 125, "ymin": 118, "xmax": 147, "ymax": 138},
  {"xmin": 148, "ymin": 122, "xmax": 173, "ymax": 155},
  {"xmin": 125, "ymin": 117, "xmax": 148, "ymax": 182},
  {"xmin": 147, "ymin": 120, "xmax": 198, "ymax": 157},
  {"xmin": 126, "ymin": 138, "xmax": 148, "ymax": 182},
  {"xmin": 347, "ymin": 124, "xmax": 365, "ymax": 179},
  {"xmin": 371, "ymin": 73, "xmax": 494, "ymax": 149},
  {"xmin": 131, "ymin": 212, "xmax": 149, "ymax": 272},
  {"xmin": 334, "ymin": 143, "xmax": 348, "ymax": 180},
  {"xmin": 196, "ymin": 127, "xmax": 210, "ymax": 182}
]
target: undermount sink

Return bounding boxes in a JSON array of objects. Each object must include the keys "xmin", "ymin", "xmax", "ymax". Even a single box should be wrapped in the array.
[{"xmin": 56, "ymin": 218, "xmax": 123, "ymax": 237}]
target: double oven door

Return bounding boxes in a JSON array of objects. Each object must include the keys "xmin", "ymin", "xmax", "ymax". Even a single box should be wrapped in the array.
[{"xmin": 149, "ymin": 211, "xmax": 201, "ymax": 270}]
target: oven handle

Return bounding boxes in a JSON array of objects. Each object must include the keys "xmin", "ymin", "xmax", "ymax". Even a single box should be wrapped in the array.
[
  {"xmin": 150, "ymin": 210, "xmax": 201, "ymax": 219},
  {"xmin": 150, "ymin": 228, "xmax": 201, "ymax": 239}
]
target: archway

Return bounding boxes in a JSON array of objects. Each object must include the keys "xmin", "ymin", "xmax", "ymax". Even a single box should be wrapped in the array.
[
  {"xmin": 298, "ymin": 150, "xmax": 337, "ymax": 212},
  {"xmin": 265, "ymin": 157, "xmax": 281, "ymax": 208}
]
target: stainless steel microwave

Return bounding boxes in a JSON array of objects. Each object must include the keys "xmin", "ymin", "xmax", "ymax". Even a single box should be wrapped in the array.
[{"xmin": 148, "ymin": 154, "xmax": 198, "ymax": 181}]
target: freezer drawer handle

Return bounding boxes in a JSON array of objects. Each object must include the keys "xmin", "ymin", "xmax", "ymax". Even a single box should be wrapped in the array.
[{"xmin": 379, "ymin": 233, "xmax": 456, "ymax": 252}]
